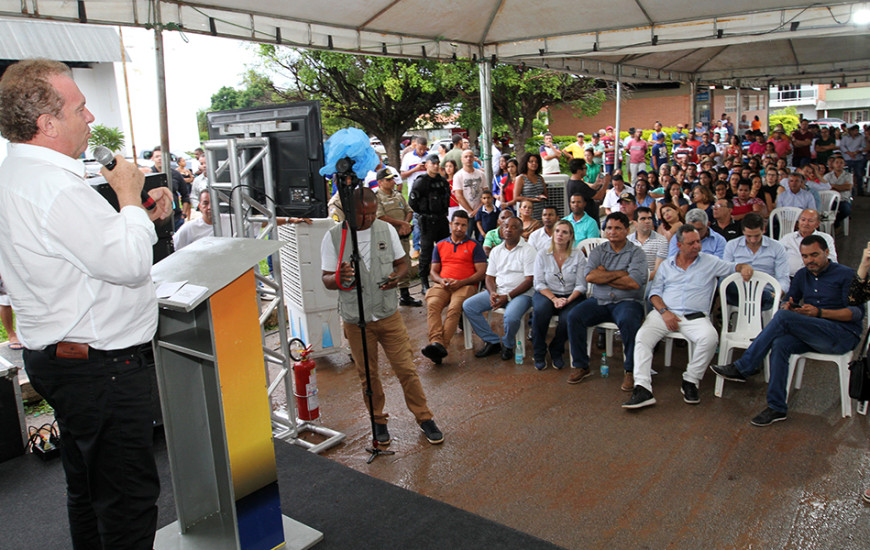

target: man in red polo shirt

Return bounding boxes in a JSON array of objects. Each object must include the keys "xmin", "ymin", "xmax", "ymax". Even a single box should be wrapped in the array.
[{"xmin": 421, "ymin": 211, "xmax": 488, "ymax": 364}]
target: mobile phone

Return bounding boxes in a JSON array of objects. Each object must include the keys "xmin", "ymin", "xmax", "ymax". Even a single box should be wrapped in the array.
[
  {"xmin": 378, "ymin": 276, "xmax": 392, "ymax": 286},
  {"xmin": 685, "ymin": 312, "xmax": 706, "ymax": 320}
]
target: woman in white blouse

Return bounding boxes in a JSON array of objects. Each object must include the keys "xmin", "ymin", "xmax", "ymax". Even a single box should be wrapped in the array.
[{"xmin": 531, "ymin": 220, "xmax": 588, "ymax": 371}]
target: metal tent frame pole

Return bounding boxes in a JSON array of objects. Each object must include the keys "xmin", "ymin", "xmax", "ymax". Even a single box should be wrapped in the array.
[
  {"xmin": 202, "ymin": 136, "xmax": 344, "ymax": 454},
  {"xmin": 614, "ymin": 70, "xmax": 622, "ymax": 171},
  {"xmin": 479, "ymin": 55, "xmax": 494, "ymax": 185}
]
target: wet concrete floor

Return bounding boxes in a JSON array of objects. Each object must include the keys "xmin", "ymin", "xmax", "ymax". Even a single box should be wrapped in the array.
[{"xmin": 288, "ymin": 200, "xmax": 870, "ymax": 549}]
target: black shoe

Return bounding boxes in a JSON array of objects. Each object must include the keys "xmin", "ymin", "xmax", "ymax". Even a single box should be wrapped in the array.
[
  {"xmin": 622, "ymin": 386, "xmax": 656, "ymax": 409},
  {"xmin": 433, "ymin": 342, "xmax": 448, "ymax": 359},
  {"xmin": 475, "ymin": 342, "xmax": 501, "ymax": 358},
  {"xmin": 681, "ymin": 380, "xmax": 700, "ymax": 404},
  {"xmin": 399, "ymin": 290, "xmax": 423, "ymax": 307},
  {"xmin": 710, "ymin": 363, "xmax": 747, "ymax": 382},
  {"xmin": 501, "ymin": 346, "xmax": 514, "ymax": 361},
  {"xmin": 420, "ymin": 419, "xmax": 444, "ymax": 444},
  {"xmin": 422, "ymin": 343, "xmax": 444, "ymax": 364},
  {"xmin": 751, "ymin": 407, "xmax": 787, "ymax": 427},
  {"xmin": 373, "ymin": 423, "xmax": 391, "ymax": 446}
]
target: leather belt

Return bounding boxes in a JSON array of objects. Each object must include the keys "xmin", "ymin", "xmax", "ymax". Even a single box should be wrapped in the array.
[{"xmin": 48, "ymin": 342, "xmax": 150, "ymax": 360}]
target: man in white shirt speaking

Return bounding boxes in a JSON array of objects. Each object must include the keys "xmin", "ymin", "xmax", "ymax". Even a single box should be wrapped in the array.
[{"xmin": 0, "ymin": 59, "xmax": 172, "ymax": 549}]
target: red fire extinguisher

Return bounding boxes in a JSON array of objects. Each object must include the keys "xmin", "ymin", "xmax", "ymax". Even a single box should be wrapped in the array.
[{"xmin": 290, "ymin": 338, "xmax": 319, "ymax": 421}]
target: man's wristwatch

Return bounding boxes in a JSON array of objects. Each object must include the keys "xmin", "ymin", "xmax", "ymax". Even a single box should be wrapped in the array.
[
  {"xmin": 505, "ymin": 293, "xmax": 512, "ymax": 302},
  {"xmin": 658, "ymin": 306, "xmax": 670, "ymax": 314}
]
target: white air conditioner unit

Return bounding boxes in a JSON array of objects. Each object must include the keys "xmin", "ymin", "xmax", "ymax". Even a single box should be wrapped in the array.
[{"xmin": 278, "ymin": 219, "xmax": 343, "ymax": 357}]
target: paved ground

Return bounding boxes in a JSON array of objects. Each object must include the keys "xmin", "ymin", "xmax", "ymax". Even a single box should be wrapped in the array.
[
  {"xmin": 9, "ymin": 198, "xmax": 870, "ymax": 549},
  {"xmin": 299, "ymin": 198, "xmax": 870, "ymax": 549}
]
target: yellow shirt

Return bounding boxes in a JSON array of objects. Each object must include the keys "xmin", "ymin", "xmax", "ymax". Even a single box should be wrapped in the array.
[{"xmin": 564, "ymin": 141, "xmax": 586, "ymax": 159}]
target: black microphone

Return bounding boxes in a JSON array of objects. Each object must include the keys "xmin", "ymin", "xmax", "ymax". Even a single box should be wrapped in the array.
[{"xmin": 93, "ymin": 146, "xmax": 156, "ymax": 210}]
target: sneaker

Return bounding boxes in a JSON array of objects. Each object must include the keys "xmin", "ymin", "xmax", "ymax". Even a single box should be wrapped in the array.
[
  {"xmin": 420, "ymin": 419, "xmax": 444, "ymax": 444},
  {"xmin": 474, "ymin": 342, "xmax": 501, "ymax": 358},
  {"xmin": 681, "ymin": 380, "xmax": 700, "ymax": 404},
  {"xmin": 551, "ymin": 354, "xmax": 565, "ymax": 370},
  {"xmin": 750, "ymin": 407, "xmax": 787, "ymax": 427},
  {"xmin": 621, "ymin": 372, "xmax": 634, "ymax": 392},
  {"xmin": 534, "ymin": 360, "xmax": 548, "ymax": 371},
  {"xmin": 567, "ymin": 367, "xmax": 592, "ymax": 384},
  {"xmin": 501, "ymin": 346, "xmax": 514, "ymax": 361},
  {"xmin": 622, "ymin": 386, "xmax": 656, "ymax": 409},
  {"xmin": 421, "ymin": 343, "xmax": 443, "ymax": 365},
  {"xmin": 373, "ymin": 423, "xmax": 391, "ymax": 446},
  {"xmin": 710, "ymin": 363, "xmax": 747, "ymax": 382}
]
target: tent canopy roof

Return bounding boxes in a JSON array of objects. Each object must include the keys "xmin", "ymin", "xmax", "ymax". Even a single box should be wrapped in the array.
[{"xmin": 1, "ymin": 1, "xmax": 867, "ymax": 85}]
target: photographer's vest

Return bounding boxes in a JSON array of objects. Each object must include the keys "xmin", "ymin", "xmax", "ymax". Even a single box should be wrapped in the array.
[{"xmin": 329, "ymin": 220, "xmax": 398, "ymax": 324}]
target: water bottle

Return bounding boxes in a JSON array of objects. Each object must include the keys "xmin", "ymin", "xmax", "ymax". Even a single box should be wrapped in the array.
[
  {"xmin": 515, "ymin": 334, "xmax": 524, "ymax": 364},
  {"xmin": 600, "ymin": 353, "xmax": 609, "ymax": 378}
]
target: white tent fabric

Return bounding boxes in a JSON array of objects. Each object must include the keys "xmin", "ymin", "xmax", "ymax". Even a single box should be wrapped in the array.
[{"xmin": 1, "ymin": 1, "xmax": 867, "ymax": 85}]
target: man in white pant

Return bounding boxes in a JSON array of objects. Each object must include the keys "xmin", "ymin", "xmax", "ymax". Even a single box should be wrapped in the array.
[{"xmin": 623, "ymin": 224, "xmax": 753, "ymax": 410}]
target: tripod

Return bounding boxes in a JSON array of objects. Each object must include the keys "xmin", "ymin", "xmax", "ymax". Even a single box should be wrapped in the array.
[{"xmin": 334, "ymin": 160, "xmax": 396, "ymax": 463}]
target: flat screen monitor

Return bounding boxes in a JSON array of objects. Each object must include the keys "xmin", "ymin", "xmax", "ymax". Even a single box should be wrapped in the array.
[{"xmin": 206, "ymin": 101, "xmax": 327, "ymax": 218}]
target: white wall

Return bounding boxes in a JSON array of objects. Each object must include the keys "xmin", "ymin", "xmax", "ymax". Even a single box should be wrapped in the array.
[{"xmin": 73, "ymin": 64, "xmax": 126, "ymax": 157}]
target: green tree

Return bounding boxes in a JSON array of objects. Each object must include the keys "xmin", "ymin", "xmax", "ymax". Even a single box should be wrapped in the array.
[
  {"xmin": 769, "ymin": 106, "xmax": 800, "ymax": 135},
  {"xmin": 257, "ymin": 46, "xmax": 450, "ymax": 168},
  {"xmin": 88, "ymin": 124, "xmax": 125, "ymax": 152},
  {"xmin": 198, "ymin": 70, "xmax": 284, "ymax": 142},
  {"xmin": 443, "ymin": 62, "xmax": 607, "ymax": 157}
]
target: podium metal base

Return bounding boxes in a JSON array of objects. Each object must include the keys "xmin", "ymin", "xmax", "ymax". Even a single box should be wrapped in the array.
[{"xmin": 155, "ymin": 515, "xmax": 323, "ymax": 550}]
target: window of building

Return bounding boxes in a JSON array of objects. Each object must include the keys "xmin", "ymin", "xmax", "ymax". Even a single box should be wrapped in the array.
[
  {"xmin": 724, "ymin": 95, "xmax": 736, "ymax": 111},
  {"xmin": 843, "ymin": 110, "xmax": 869, "ymax": 124}
]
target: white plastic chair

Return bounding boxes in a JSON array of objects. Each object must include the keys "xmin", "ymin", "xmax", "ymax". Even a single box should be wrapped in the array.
[
  {"xmin": 461, "ymin": 306, "xmax": 532, "ymax": 360},
  {"xmin": 768, "ymin": 207, "xmax": 803, "ymax": 240},
  {"xmin": 785, "ymin": 303, "xmax": 870, "ymax": 418},
  {"xmin": 817, "ymin": 190, "xmax": 840, "ymax": 236},
  {"xmin": 713, "ymin": 272, "xmax": 782, "ymax": 398},
  {"xmin": 576, "ymin": 237, "xmax": 608, "ymax": 258}
]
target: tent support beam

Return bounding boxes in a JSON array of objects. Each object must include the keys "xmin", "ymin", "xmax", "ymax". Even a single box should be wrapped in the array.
[
  {"xmin": 154, "ymin": 5, "xmax": 170, "ymax": 185},
  {"xmin": 479, "ymin": 53, "xmax": 493, "ymax": 186},
  {"xmin": 614, "ymin": 69, "xmax": 622, "ymax": 172}
]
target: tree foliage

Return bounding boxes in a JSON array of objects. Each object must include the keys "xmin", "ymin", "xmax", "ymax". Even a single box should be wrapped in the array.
[
  {"xmin": 443, "ymin": 62, "xmax": 607, "ymax": 156},
  {"xmin": 88, "ymin": 124, "xmax": 125, "ymax": 152},
  {"xmin": 197, "ymin": 70, "xmax": 285, "ymax": 142},
  {"xmin": 769, "ymin": 106, "xmax": 800, "ymax": 135},
  {"xmin": 258, "ymin": 45, "xmax": 450, "ymax": 168}
]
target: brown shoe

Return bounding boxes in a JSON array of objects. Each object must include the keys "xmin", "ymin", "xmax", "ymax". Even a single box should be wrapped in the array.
[
  {"xmin": 621, "ymin": 372, "xmax": 634, "ymax": 392},
  {"xmin": 568, "ymin": 368, "xmax": 592, "ymax": 384}
]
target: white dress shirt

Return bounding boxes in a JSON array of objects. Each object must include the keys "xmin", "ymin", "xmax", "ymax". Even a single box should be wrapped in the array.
[
  {"xmin": 781, "ymin": 230, "xmax": 838, "ymax": 277},
  {"xmin": 0, "ymin": 143, "xmax": 158, "ymax": 350}
]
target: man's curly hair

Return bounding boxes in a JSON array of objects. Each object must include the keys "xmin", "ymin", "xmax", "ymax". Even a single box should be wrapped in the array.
[{"xmin": 0, "ymin": 59, "xmax": 70, "ymax": 142}]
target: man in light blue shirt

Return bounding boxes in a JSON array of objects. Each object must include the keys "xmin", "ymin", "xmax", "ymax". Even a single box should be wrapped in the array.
[
  {"xmin": 624, "ymin": 225, "xmax": 753, "ymax": 410},
  {"xmin": 563, "ymin": 193, "xmax": 599, "ymax": 246},
  {"xmin": 723, "ymin": 213, "xmax": 790, "ymax": 309},
  {"xmin": 776, "ymin": 173, "xmax": 816, "ymax": 210},
  {"xmin": 667, "ymin": 208, "xmax": 726, "ymax": 258}
]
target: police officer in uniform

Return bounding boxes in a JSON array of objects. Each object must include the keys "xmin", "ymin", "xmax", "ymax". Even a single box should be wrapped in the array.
[
  {"xmin": 408, "ymin": 154, "xmax": 451, "ymax": 294},
  {"xmin": 376, "ymin": 168, "xmax": 422, "ymax": 306}
]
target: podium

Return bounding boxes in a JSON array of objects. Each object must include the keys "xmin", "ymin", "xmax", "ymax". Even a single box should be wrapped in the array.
[{"xmin": 150, "ymin": 237, "xmax": 322, "ymax": 550}]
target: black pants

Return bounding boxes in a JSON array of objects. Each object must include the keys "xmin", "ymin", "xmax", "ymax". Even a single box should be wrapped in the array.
[
  {"xmin": 419, "ymin": 223, "xmax": 449, "ymax": 284},
  {"xmin": 24, "ymin": 346, "xmax": 159, "ymax": 550}
]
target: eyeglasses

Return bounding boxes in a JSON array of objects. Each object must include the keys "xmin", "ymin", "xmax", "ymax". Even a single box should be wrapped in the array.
[{"xmin": 554, "ymin": 271, "xmax": 566, "ymax": 286}]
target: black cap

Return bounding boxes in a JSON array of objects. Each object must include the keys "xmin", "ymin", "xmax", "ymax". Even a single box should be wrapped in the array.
[
  {"xmin": 377, "ymin": 168, "xmax": 395, "ymax": 181},
  {"xmin": 618, "ymin": 192, "xmax": 635, "ymax": 203},
  {"xmin": 592, "ymin": 132, "xmax": 600, "ymax": 138}
]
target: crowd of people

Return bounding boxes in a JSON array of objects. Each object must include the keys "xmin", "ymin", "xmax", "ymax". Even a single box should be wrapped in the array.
[{"xmin": 356, "ymin": 117, "xmax": 870, "ymax": 426}]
